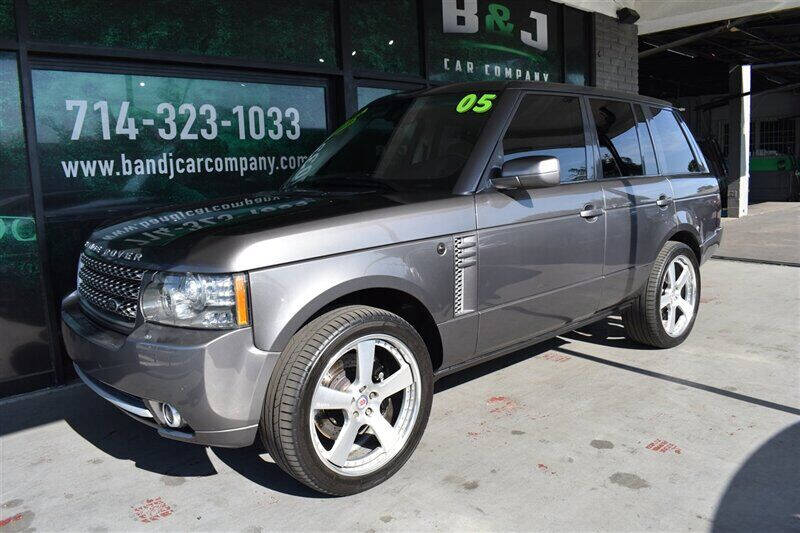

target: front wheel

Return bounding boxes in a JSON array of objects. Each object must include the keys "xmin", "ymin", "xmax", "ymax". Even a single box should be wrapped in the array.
[
  {"xmin": 622, "ymin": 241, "xmax": 700, "ymax": 348},
  {"xmin": 260, "ymin": 305, "xmax": 433, "ymax": 495}
]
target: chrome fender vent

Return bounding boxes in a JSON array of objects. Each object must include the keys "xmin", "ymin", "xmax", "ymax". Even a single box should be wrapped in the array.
[{"xmin": 453, "ymin": 233, "xmax": 477, "ymax": 316}]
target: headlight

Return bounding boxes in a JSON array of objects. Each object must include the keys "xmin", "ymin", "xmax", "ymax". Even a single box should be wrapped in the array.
[{"xmin": 141, "ymin": 272, "xmax": 250, "ymax": 329}]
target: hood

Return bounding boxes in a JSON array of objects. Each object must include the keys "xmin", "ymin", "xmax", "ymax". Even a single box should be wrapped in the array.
[{"xmin": 83, "ymin": 190, "xmax": 475, "ymax": 272}]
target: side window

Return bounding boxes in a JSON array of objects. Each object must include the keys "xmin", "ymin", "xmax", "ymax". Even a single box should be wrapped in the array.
[
  {"xmin": 676, "ymin": 113, "xmax": 707, "ymax": 173},
  {"xmin": 589, "ymin": 99, "xmax": 642, "ymax": 178},
  {"xmin": 648, "ymin": 107, "xmax": 702, "ymax": 174},
  {"xmin": 503, "ymin": 94, "xmax": 587, "ymax": 183},
  {"xmin": 634, "ymin": 105, "xmax": 658, "ymax": 175}
]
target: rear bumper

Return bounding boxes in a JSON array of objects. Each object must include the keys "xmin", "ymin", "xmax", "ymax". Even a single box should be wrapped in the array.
[
  {"xmin": 61, "ymin": 291, "xmax": 278, "ymax": 447},
  {"xmin": 700, "ymin": 226, "xmax": 723, "ymax": 265}
]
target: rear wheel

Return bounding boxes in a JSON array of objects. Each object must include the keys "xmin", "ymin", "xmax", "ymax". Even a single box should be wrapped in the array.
[
  {"xmin": 261, "ymin": 305, "xmax": 433, "ymax": 495},
  {"xmin": 622, "ymin": 241, "xmax": 700, "ymax": 348}
]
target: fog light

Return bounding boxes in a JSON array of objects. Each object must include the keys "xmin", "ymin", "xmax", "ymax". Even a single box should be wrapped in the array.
[{"xmin": 161, "ymin": 403, "xmax": 183, "ymax": 428}]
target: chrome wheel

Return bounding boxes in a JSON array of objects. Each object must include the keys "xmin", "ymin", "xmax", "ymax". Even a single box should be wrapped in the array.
[
  {"xmin": 309, "ymin": 334, "xmax": 422, "ymax": 477},
  {"xmin": 660, "ymin": 255, "xmax": 696, "ymax": 337}
]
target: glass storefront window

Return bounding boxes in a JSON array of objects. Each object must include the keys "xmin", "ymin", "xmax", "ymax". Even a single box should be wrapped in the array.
[
  {"xmin": 349, "ymin": 0, "xmax": 421, "ymax": 76},
  {"xmin": 563, "ymin": 7, "xmax": 589, "ymax": 86},
  {"xmin": 31, "ymin": 68, "xmax": 329, "ymax": 318},
  {"xmin": 357, "ymin": 87, "xmax": 400, "ymax": 109},
  {"xmin": 28, "ymin": 0, "xmax": 338, "ymax": 67},
  {"xmin": 0, "ymin": 53, "xmax": 53, "ymax": 394},
  {"xmin": 0, "ymin": 0, "xmax": 14, "ymax": 40}
]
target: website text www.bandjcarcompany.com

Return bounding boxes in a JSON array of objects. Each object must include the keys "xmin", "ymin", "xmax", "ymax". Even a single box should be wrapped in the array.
[{"xmin": 60, "ymin": 152, "xmax": 309, "ymax": 180}]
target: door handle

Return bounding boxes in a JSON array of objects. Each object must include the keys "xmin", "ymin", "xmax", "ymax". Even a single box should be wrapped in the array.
[
  {"xmin": 580, "ymin": 205, "xmax": 604, "ymax": 219},
  {"xmin": 656, "ymin": 195, "xmax": 673, "ymax": 207}
]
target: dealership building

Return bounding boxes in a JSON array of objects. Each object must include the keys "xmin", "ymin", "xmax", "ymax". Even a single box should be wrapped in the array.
[{"xmin": 1, "ymin": 0, "xmax": 799, "ymax": 396}]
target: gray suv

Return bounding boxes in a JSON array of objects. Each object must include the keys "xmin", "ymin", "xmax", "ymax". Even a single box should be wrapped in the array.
[{"xmin": 62, "ymin": 81, "xmax": 722, "ymax": 495}]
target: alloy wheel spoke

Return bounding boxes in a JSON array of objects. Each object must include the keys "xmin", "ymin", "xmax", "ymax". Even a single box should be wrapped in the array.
[
  {"xmin": 356, "ymin": 340, "xmax": 376, "ymax": 387},
  {"xmin": 667, "ymin": 303, "xmax": 677, "ymax": 333},
  {"xmin": 675, "ymin": 269, "xmax": 689, "ymax": 290},
  {"xmin": 327, "ymin": 417, "xmax": 362, "ymax": 466},
  {"xmin": 660, "ymin": 294, "xmax": 671, "ymax": 309},
  {"xmin": 312, "ymin": 386, "xmax": 353, "ymax": 411},
  {"xmin": 369, "ymin": 414, "xmax": 400, "ymax": 452},
  {"xmin": 376, "ymin": 364, "xmax": 414, "ymax": 397},
  {"xmin": 667, "ymin": 262, "xmax": 676, "ymax": 288},
  {"xmin": 676, "ymin": 297, "xmax": 693, "ymax": 317}
]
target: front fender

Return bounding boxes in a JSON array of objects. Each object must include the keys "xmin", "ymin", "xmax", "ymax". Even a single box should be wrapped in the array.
[{"xmin": 248, "ymin": 237, "xmax": 454, "ymax": 353}]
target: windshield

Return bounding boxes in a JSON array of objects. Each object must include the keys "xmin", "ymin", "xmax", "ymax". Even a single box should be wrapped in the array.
[{"xmin": 282, "ymin": 93, "xmax": 496, "ymax": 193}]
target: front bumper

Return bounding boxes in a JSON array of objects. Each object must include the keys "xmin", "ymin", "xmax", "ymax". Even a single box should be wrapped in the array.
[{"xmin": 61, "ymin": 291, "xmax": 278, "ymax": 447}]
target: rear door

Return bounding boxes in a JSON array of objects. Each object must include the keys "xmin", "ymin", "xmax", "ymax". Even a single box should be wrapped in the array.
[
  {"xmin": 649, "ymin": 107, "xmax": 721, "ymax": 248},
  {"xmin": 587, "ymin": 99, "xmax": 676, "ymax": 309},
  {"xmin": 474, "ymin": 92, "xmax": 605, "ymax": 355}
]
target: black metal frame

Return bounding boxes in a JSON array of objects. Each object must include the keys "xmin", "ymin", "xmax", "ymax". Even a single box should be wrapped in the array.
[{"xmin": 0, "ymin": 0, "xmax": 592, "ymax": 395}]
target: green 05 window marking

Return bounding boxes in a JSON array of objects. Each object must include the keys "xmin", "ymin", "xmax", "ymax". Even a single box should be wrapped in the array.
[{"xmin": 457, "ymin": 93, "xmax": 497, "ymax": 113}]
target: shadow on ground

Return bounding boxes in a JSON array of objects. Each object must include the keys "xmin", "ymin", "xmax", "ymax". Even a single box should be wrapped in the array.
[
  {"xmin": 712, "ymin": 421, "xmax": 800, "ymax": 531},
  {"xmin": 560, "ymin": 315, "xmax": 655, "ymax": 350},
  {"xmin": 1, "ymin": 385, "xmax": 217, "ymax": 477},
  {"xmin": 434, "ymin": 337, "xmax": 564, "ymax": 393},
  {"xmin": 1, "ymin": 330, "xmax": 581, "ymax": 497}
]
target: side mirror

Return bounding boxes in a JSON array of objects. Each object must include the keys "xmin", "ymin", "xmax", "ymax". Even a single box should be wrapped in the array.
[{"xmin": 491, "ymin": 156, "xmax": 560, "ymax": 190}]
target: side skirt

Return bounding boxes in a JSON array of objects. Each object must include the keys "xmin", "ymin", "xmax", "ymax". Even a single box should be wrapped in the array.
[{"xmin": 433, "ymin": 300, "xmax": 635, "ymax": 381}]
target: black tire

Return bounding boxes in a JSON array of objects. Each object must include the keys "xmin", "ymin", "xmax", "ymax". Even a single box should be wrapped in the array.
[
  {"xmin": 622, "ymin": 241, "xmax": 701, "ymax": 348},
  {"xmin": 260, "ymin": 305, "xmax": 433, "ymax": 496}
]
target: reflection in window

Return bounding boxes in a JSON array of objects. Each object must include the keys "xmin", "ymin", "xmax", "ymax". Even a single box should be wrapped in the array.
[
  {"xmin": 285, "ymin": 94, "xmax": 492, "ymax": 193},
  {"xmin": 503, "ymin": 95, "xmax": 587, "ymax": 183},
  {"xmin": 28, "ymin": 0, "xmax": 337, "ymax": 66},
  {"xmin": 31, "ymin": 69, "xmax": 329, "ymax": 327},
  {"xmin": 0, "ymin": 53, "xmax": 53, "ymax": 392},
  {"xmin": 648, "ymin": 107, "xmax": 701, "ymax": 174},
  {"xmin": 348, "ymin": 0, "xmax": 420, "ymax": 76},
  {"xmin": 357, "ymin": 87, "xmax": 400, "ymax": 110},
  {"xmin": 634, "ymin": 105, "xmax": 658, "ymax": 174},
  {"xmin": 590, "ymin": 99, "xmax": 643, "ymax": 178},
  {"xmin": 564, "ymin": 7, "xmax": 589, "ymax": 86},
  {"xmin": 0, "ymin": 0, "xmax": 14, "ymax": 39}
]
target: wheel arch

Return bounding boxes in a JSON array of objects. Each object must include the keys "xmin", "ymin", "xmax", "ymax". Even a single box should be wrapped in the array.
[
  {"xmin": 665, "ymin": 225, "xmax": 702, "ymax": 263},
  {"xmin": 263, "ymin": 276, "xmax": 444, "ymax": 372}
]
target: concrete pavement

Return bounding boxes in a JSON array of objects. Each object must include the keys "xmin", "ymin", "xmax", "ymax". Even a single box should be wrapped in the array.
[
  {"xmin": 715, "ymin": 202, "xmax": 800, "ymax": 265},
  {"xmin": 1, "ymin": 259, "xmax": 798, "ymax": 532}
]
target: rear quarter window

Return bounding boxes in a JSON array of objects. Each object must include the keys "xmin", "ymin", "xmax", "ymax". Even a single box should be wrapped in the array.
[{"xmin": 648, "ymin": 107, "xmax": 703, "ymax": 175}]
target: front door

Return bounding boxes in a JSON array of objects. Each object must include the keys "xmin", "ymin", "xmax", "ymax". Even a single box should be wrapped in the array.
[{"xmin": 475, "ymin": 93, "xmax": 605, "ymax": 355}]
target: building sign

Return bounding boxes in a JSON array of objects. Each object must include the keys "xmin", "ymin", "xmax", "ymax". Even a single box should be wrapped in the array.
[{"xmin": 427, "ymin": 0, "xmax": 562, "ymax": 83}]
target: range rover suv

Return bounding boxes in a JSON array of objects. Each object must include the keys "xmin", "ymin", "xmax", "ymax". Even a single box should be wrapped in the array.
[{"xmin": 62, "ymin": 81, "xmax": 722, "ymax": 495}]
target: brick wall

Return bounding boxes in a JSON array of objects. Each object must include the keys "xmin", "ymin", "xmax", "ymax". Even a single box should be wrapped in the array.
[{"xmin": 592, "ymin": 13, "xmax": 638, "ymax": 94}]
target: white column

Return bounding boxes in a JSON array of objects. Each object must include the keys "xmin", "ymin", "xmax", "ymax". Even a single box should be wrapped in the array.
[{"xmin": 727, "ymin": 65, "xmax": 750, "ymax": 218}]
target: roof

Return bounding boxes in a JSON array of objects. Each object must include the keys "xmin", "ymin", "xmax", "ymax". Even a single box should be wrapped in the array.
[{"xmin": 423, "ymin": 80, "xmax": 672, "ymax": 107}]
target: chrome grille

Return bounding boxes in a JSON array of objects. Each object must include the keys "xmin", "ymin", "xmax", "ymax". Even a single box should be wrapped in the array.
[{"xmin": 77, "ymin": 253, "xmax": 145, "ymax": 323}]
